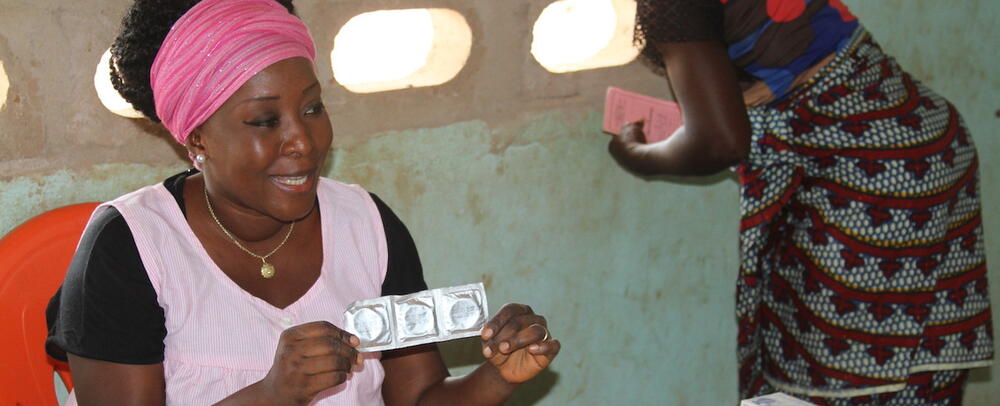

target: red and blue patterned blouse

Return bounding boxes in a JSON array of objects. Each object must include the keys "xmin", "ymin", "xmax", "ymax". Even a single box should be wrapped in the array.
[{"xmin": 635, "ymin": 0, "xmax": 860, "ymax": 100}]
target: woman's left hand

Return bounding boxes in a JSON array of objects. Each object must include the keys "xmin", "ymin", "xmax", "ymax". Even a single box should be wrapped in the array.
[{"xmin": 481, "ymin": 303, "xmax": 561, "ymax": 384}]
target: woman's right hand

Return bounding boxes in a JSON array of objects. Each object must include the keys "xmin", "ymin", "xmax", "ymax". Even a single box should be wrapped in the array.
[{"xmin": 258, "ymin": 321, "xmax": 363, "ymax": 406}]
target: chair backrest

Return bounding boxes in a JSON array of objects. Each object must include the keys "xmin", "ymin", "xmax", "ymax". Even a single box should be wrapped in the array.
[{"xmin": 0, "ymin": 202, "xmax": 100, "ymax": 406}]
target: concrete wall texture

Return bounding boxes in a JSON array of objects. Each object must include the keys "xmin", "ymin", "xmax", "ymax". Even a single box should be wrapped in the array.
[{"xmin": 0, "ymin": 0, "xmax": 996, "ymax": 404}]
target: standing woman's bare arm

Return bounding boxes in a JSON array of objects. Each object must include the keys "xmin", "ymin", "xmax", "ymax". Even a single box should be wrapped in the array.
[{"xmin": 608, "ymin": 40, "xmax": 752, "ymax": 176}]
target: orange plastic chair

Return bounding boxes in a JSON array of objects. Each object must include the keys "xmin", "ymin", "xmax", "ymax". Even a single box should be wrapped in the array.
[{"xmin": 0, "ymin": 202, "xmax": 100, "ymax": 406}]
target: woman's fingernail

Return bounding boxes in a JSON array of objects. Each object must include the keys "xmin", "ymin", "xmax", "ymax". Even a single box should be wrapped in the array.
[
  {"xmin": 483, "ymin": 347, "xmax": 493, "ymax": 357},
  {"xmin": 499, "ymin": 342, "xmax": 510, "ymax": 353}
]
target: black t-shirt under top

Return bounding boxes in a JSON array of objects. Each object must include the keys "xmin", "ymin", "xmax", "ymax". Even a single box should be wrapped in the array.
[{"xmin": 45, "ymin": 170, "xmax": 427, "ymax": 364}]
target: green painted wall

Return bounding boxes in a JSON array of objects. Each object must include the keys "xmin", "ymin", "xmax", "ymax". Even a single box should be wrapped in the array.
[{"xmin": 0, "ymin": 0, "xmax": 994, "ymax": 405}]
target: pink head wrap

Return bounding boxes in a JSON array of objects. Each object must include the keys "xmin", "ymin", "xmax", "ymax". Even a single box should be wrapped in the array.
[{"xmin": 150, "ymin": 0, "xmax": 316, "ymax": 145}]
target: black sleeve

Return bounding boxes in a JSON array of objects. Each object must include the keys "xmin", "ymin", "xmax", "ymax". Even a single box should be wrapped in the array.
[
  {"xmin": 371, "ymin": 193, "xmax": 428, "ymax": 296},
  {"xmin": 635, "ymin": 0, "xmax": 724, "ymax": 71},
  {"xmin": 45, "ymin": 207, "xmax": 166, "ymax": 364}
]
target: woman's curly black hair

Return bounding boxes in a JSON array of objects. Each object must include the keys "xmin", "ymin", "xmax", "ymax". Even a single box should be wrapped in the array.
[
  {"xmin": 632, "ymin": 0, "xmax": 724, "ymax": 77},
  {"xmin": 109, "ymin": 0, "xmax": 295, "ymax": 122}
]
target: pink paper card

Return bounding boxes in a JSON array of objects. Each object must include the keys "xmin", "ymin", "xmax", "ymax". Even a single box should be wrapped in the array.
[{"xmin": 602, "ymin": 86, "xmax": 683, "ymax": 144}]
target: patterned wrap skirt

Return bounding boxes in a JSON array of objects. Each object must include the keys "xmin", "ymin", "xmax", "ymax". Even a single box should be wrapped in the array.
[{"xmin": 736, "ymin": 27, "xmax": 993, "ymax": 400}]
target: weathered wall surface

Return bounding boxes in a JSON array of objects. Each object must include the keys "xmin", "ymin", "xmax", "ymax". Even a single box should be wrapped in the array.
[{"xmin": 0, "ymin": 0, "xmax": 995, "ymax": 405}]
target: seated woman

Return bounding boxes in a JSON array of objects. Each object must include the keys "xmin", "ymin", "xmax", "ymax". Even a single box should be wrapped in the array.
[{"xmin": 45, "ymin": 0, "xmax": 560, "ymax": 404}]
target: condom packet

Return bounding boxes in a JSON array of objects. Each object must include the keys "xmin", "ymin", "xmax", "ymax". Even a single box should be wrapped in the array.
[{"xmin": 344, "ymin": 282, "xmax": 489, "ymax": 352}]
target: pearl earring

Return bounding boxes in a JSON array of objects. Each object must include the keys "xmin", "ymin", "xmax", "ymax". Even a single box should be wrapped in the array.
[{"xmin": 195, "ymin": 154, "xmax": 207, "ymax": 163}]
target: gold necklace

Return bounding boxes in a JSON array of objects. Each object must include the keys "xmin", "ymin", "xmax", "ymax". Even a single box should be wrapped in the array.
[{"xmin": 204, "ymin": 186, "xmax": 294, "ymax": 279}]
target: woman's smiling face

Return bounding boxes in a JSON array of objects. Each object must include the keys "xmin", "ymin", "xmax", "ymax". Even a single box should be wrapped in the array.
[{"xmin": 193, "ymin": 57, "xmax": 332, "ymax": 223}]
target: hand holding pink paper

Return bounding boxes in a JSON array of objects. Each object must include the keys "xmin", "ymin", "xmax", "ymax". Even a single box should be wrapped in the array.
[{"xmin": 602, "ymin": 86, "xmax": 683, "ymax": 144}]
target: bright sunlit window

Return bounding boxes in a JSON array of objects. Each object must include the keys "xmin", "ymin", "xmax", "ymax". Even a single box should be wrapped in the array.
[
  {"xmin": 531, "ymin": 0, "xmax": 639, "ymax": 73},
  {"xmin": 0, "ymin": 60, "xmax": 9, "ymax": 111},
  {"xmin": 331, "ymin": 9, "xmax": 472, "ymax": 93},
  {"xmin": 94, "ymin": 48, "xmax": 144, "ymax": 118}
]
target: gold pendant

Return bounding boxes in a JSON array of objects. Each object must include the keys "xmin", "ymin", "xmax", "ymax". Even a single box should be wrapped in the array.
[{"xmin": 261, "ymin": 262, "xmax": 276, "ymax": 279}]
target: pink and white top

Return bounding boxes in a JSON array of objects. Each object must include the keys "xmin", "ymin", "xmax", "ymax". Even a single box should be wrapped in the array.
[{"xmin": 66, "ymin": 178, "xmax": 388, "ymax": 405}]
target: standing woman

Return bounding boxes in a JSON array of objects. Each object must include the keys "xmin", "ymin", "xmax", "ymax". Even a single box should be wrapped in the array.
[
  {"xmin": 46, "ymin": 0, "xmax": 560, "ymax": 405},
  {"xmin": 609, "ymin": 1, "xmax": 992, "ymax": 405}
]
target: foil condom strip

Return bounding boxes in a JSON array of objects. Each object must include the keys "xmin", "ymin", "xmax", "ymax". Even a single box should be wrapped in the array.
[{"xmin": 344, "ymin": 282, "xmax": 488, "ymax": 352}]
